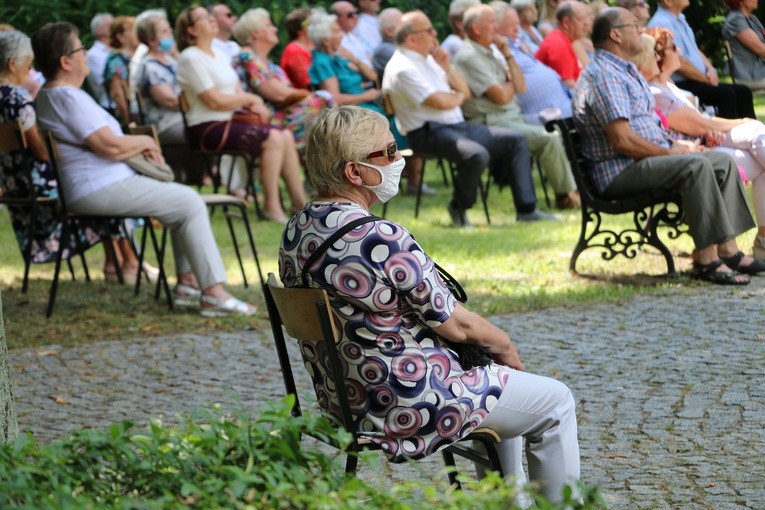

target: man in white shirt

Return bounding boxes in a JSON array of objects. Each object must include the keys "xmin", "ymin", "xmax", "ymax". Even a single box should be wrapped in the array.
[
  {"xmin": 332, "ymin": 1, "xmax": 374, "ymax": 67},
  {"xmin": 86, "ymin": 13, "xmax": 113, "ymax": 109},
  {"xmin": 354, "ymin": 0, "xmax": 383, "ymax": 52},
  {"xmin": 383, "ymin": 11, "xmax": 556, "ymax": 226},
  {"xmin": 210, "ymin": 3, "xmax": 241, "ymax": 60}
]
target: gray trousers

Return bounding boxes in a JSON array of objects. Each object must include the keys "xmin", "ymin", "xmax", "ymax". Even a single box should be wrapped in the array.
[
  {"xmin": 69, "ymin": 176, "xmax": 227, "ymax": 289},
  {"xmin": 604, "ymin": 151, "xmax": 755, "ymax": 249},
  {"xmin": 472, "ymin": 111, "xmax": 576, "ymax": 195}
]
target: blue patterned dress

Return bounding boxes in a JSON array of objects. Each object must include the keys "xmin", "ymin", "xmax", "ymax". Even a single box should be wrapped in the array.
[
  {"xmin": 0, "ymin": 85, "xmax": 102, "ymax": 263},
  {"xmin": 279, "ymin": 202, "xmax": 510, "ymax": 461}
]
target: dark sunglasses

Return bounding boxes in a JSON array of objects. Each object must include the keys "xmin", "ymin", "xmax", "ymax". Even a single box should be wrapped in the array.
[
  {"xmin": 344, "ymin": 11, "xmax": 359, "ymax": 18},
  {"xmin": 366, "ymin": 142, "xmax": 397, "ymax": 161}
]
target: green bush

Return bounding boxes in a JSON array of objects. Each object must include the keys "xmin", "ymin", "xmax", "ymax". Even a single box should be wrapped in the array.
[{"xmin": 0, "ymin": 397, "xmax": 603, "ymax": 509}]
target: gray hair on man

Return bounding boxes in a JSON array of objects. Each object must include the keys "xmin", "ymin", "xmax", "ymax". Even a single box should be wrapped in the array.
[
  {"xmin": 510, "ymin": 0, "xmax": 536, "ymax": 10},
  {"xmin": 490, "ymin": 0, "xmax": 513, "ymax": 21},
  {"xmin": 449, "ymin": 0, "xmax": 481, "ymax": 22},
  {"xmin": 232, "ymin": 8, "xmax": 270, "ymax": 46},
  {"xmin": 90, "ymin": 13, "xmax": 112, "ymax": 36},
  {"xmin": 0, "ymin": 30, "xmax": 32, "ymax": 73},
  {"xmin": 307, "ymin": 10, "xmax": 337, "ymax": 51},
  {"xmin": 305, "ymin": 106, "xmax": 391, "ymax": 196},
  {"xmin": 377, "ymin": 7, "xmax": 403, "ymax": 38},
  {"xmin": 463, "ymin": 4, "xmax": 493, "ymax": 36}
]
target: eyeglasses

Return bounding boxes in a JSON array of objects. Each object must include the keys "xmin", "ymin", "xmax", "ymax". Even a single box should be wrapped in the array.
[
  {"xmin": 366, "ymin": 142, "xmax": 398, "ymax": 162},
  {"xmin": 343, "ymin": 11, "xmax": 359, "ymax": 18},
  {"xmin": 223, "ymin": 11, "xmax": 235, "ymax": 18},
  {"xmin": 67, "ymin": 46, "xmax": 87, "ymax": 56},
  {"xmin": 613, "ymin": 21, "xmax": 640, "ymax": 30},
  {"xmin": 410, "ymin": 27, "xmax": 437, "ymax": 36}
]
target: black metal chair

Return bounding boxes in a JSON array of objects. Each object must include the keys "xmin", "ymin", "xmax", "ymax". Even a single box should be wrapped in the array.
[
  {"xmin": 263, "ymin": 273, "xmax": 503, "ymax": 488},
  {"xmin": 43, "ymin": 130, "xmax": 172, "ymax": 316},
  {"xmin": 545, "ymin": 117, "xmax": 686, "ymax": 275},
  {"xmin": 0, "ymin": 122, "xmax": 90, "ymax": 294}
]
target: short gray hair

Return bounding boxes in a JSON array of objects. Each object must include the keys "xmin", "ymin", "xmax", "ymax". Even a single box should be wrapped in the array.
[
  {"xmin": 378, "ymin": 7, "xmax": 402, "ymax": 38},
  {"xmin": 0, "ymin": 30, "xmax": 32, "ymax": 74},
  {"xmin": 449, "ymin": 0, "xmax": 481, "ymax": 20},
  {"xmin": 510, "ymin": 0, "xmax": 536, "ymax": 10},
  {"xmin": 490, "ymin": 0, "xmax": 513, "ymax": 22},
  {"xmin": 232, "ymin": 8, "xmax": 270, "ymax": 46},
  {"xmin": 90, "ymin": 13, "xmax": 112, "ymax": 36},
  {"xmin": 463, "ymin": 4, "xmax": 493, "ymax": 36},
  {"xmin": 307, "ymin": 10, "xmax": 337, "ymax": 51},
  {"xmin": 305, "ymin": 106, "xmax": 391, "ymax": 196},
  {"xmin": 135, "ymin": 10, "xmax": 167, "ymax": 46}
]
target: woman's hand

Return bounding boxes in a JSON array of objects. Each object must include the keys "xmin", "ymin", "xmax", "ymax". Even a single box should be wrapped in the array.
[
  {"xmin": 492, "ymin": 340, "xmax": 525, "ymax": 371},
  {"xmin": 142, "ymin": 147, "xmax": 166, "ymax": 165},
  {"xmin": 245, "ymin": 102, "xmax": 271, "ymax": 124},
  {"xmin": 362, "ymin": 88, "xmax": 381, "ymax": 102}
]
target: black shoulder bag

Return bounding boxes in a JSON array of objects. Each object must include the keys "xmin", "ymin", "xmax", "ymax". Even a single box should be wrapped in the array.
[{"xmin": 299, "ymin": 215, "xmax": 492, "ymax": 369}]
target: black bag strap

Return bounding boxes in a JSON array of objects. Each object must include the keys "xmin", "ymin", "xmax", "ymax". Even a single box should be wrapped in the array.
[
  {"xmin": 299, "ymin": 214, "xmax": 467, "ymax": 303},
  {"xmin": 300, "ymin": 215, "xmax": 380, "ymax": 287}
]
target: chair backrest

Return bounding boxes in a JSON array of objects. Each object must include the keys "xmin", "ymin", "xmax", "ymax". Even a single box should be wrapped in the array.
[
  {"xmin": 0, "ymin": 121, "xmax": 27, "ymax": 154},
  {"xmin": 41, "ymin": 129, "xmax": 74, "ymax": 214},
  {"xmin": 723, "ymin": 40, "xmax": 737, "ymax": 85},
  {"xmin": 132, "ymin": 86, "xmax": 147, "ymax": 126},
  {"xmin": 263, "ymin": 273, "xmax": 353, "ymax": 437},
  {"xmin": 381, "ymin": 91, "xmax": 395, "ymax": 117},
  {"xmin": 127, "ymin": 124, "xmax": 161, "ymax": 148},
  {"xmin": 544, "ymin": 117, "xmax": 599, "ymax": 203}
]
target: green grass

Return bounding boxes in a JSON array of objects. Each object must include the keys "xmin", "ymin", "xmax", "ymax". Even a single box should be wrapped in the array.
[{"xmin": 1, "ymin": 147, "xmax": 760, "ymax": 350}]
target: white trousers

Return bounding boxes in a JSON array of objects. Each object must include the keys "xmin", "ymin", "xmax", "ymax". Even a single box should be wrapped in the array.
[{"xmin": 475, "ymin": 370, "xmax": 580, "ymax": 504}]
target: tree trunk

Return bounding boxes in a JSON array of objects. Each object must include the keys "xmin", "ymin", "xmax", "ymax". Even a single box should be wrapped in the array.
[{"xmin": 0, "ymin": 291, "xmax": 19, "ymax": 443}]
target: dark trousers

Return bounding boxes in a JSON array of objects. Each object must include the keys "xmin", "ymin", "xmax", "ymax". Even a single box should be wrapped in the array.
[
  {"xmin": 604, "ymin": 151, "xmax": 754, "ymax": 249},
  {"xmin": 675, "ymin": 79, "xmax": 755, "ymax": 119},
  {"xmin": 407, "ymin": 121, "xmax": 535, "ymax": 211}
]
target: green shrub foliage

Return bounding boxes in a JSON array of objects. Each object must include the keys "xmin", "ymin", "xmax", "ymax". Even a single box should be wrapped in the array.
[{"xmin": 0, "ymin": 397, "xmax": 603, "ymax": 509}]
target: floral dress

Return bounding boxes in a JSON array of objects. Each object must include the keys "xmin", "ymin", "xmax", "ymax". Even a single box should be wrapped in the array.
[
  {"xmin": 232, "ymin": 50, "xmax": 332, "ymax": 150},
  {"xmin": 0, "ymin": 85, "xmax": 102, "ymax": 263},
  {"xmin": 279, "ymin": 202, "xmax": 511, "ymax": 461}
]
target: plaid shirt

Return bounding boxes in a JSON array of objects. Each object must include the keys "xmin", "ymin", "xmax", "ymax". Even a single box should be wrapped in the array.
[{"xmin": 572, "ymin": 50, "xmax": 673, "ymax": 193}]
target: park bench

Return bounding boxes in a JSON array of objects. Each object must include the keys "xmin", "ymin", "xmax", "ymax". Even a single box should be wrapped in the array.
[{"xmin": 544, "ymin": 118, "xmax": 687, "ymax": 275}]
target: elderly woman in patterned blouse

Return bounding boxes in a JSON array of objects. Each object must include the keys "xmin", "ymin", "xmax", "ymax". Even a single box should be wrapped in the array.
[
  {"xmin": 231, "ymin": 8, "xmax": 332, "ymax": 152},
  {"xmin": 279, "ymin": 106, "xmax": 581, "ymax": 505}
]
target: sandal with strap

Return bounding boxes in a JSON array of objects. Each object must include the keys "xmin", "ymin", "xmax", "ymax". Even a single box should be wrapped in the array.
[
  {"xmin": 692, "ymin": 260, "xmax": 750, "ymax": 286},
  {"xmin": 720, "ymin": 251, "xmax": 765, "ymax": 275},
  {"xmin": 173, "ymin": 284, "xmax": 201, "ymax": 308},
  {"xmin": 200, "ymin": 295, "xmax": 257, "ymax": 317}
]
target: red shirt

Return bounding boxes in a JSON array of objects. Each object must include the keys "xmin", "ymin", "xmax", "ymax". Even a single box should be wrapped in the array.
[
  {"xmin": 280, "ymin": 41, "xmax": 312, "ymax": 90},
  {"xmin": 535, "ymin": 29, "xmax": 581, "ymax": 83}
]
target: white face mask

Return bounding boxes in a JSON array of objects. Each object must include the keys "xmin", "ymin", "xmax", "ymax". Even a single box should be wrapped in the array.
[{"xmin": 356, "ymin": 157, "xmax": 405, "ymax": 203}]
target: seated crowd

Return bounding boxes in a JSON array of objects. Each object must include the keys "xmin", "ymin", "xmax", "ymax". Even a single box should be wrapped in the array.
[{"xmin": 2, "ymin": 0, "xmax": 765, "ymax": 296}]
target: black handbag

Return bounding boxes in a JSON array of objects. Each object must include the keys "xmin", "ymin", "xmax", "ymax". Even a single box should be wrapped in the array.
[{"xmin": 299, "ymin": 214, "xmax": 493, "ymax": 369}]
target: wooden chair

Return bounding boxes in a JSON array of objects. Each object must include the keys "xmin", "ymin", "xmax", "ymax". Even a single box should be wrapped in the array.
[
  {"xmin": 0, "ymin": 122, "xmax": 90, "ymax": 294},
  {"xmin": 263, "ymin": 273, "xmax": 504, "ymax": 488},
  {"xmin": 545, "ymin": 118, "xmax": 686, "ymax": 275},
  {"xmin": 177, "ymin": 92, "xmax": 264, "ymax": 219},
  {"xmin": 128, "ymin": 124, "xmax": 264, "ymax": 287},
  {"xmin": 381, "ymin": 92, "xmax": 491, "ymax": 224},
  {"xmin": 43, "ymin": 130, "xmax": 172, "ymax": 316}
]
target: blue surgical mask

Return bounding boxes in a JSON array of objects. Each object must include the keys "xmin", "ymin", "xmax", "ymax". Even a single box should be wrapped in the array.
[{"xmin": 158, "ymin": 36, "xmax": 175, "ymax": 53}]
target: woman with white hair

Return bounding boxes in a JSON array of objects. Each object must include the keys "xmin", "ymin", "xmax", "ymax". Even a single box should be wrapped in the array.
[
  {"xmin": 510, "ymin": 0, "xmax": 544, "ymax": 53},
  {"xmin": 231, "ymin": 8, "xmax": 332, "ymax": 152},
  {"xmin": 306, "ymin": 11, "xmax": 381, "ymax": 112},
  {"xmin": 134, "ymin": 12, "xmax": 184, "ymax": 146}
]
